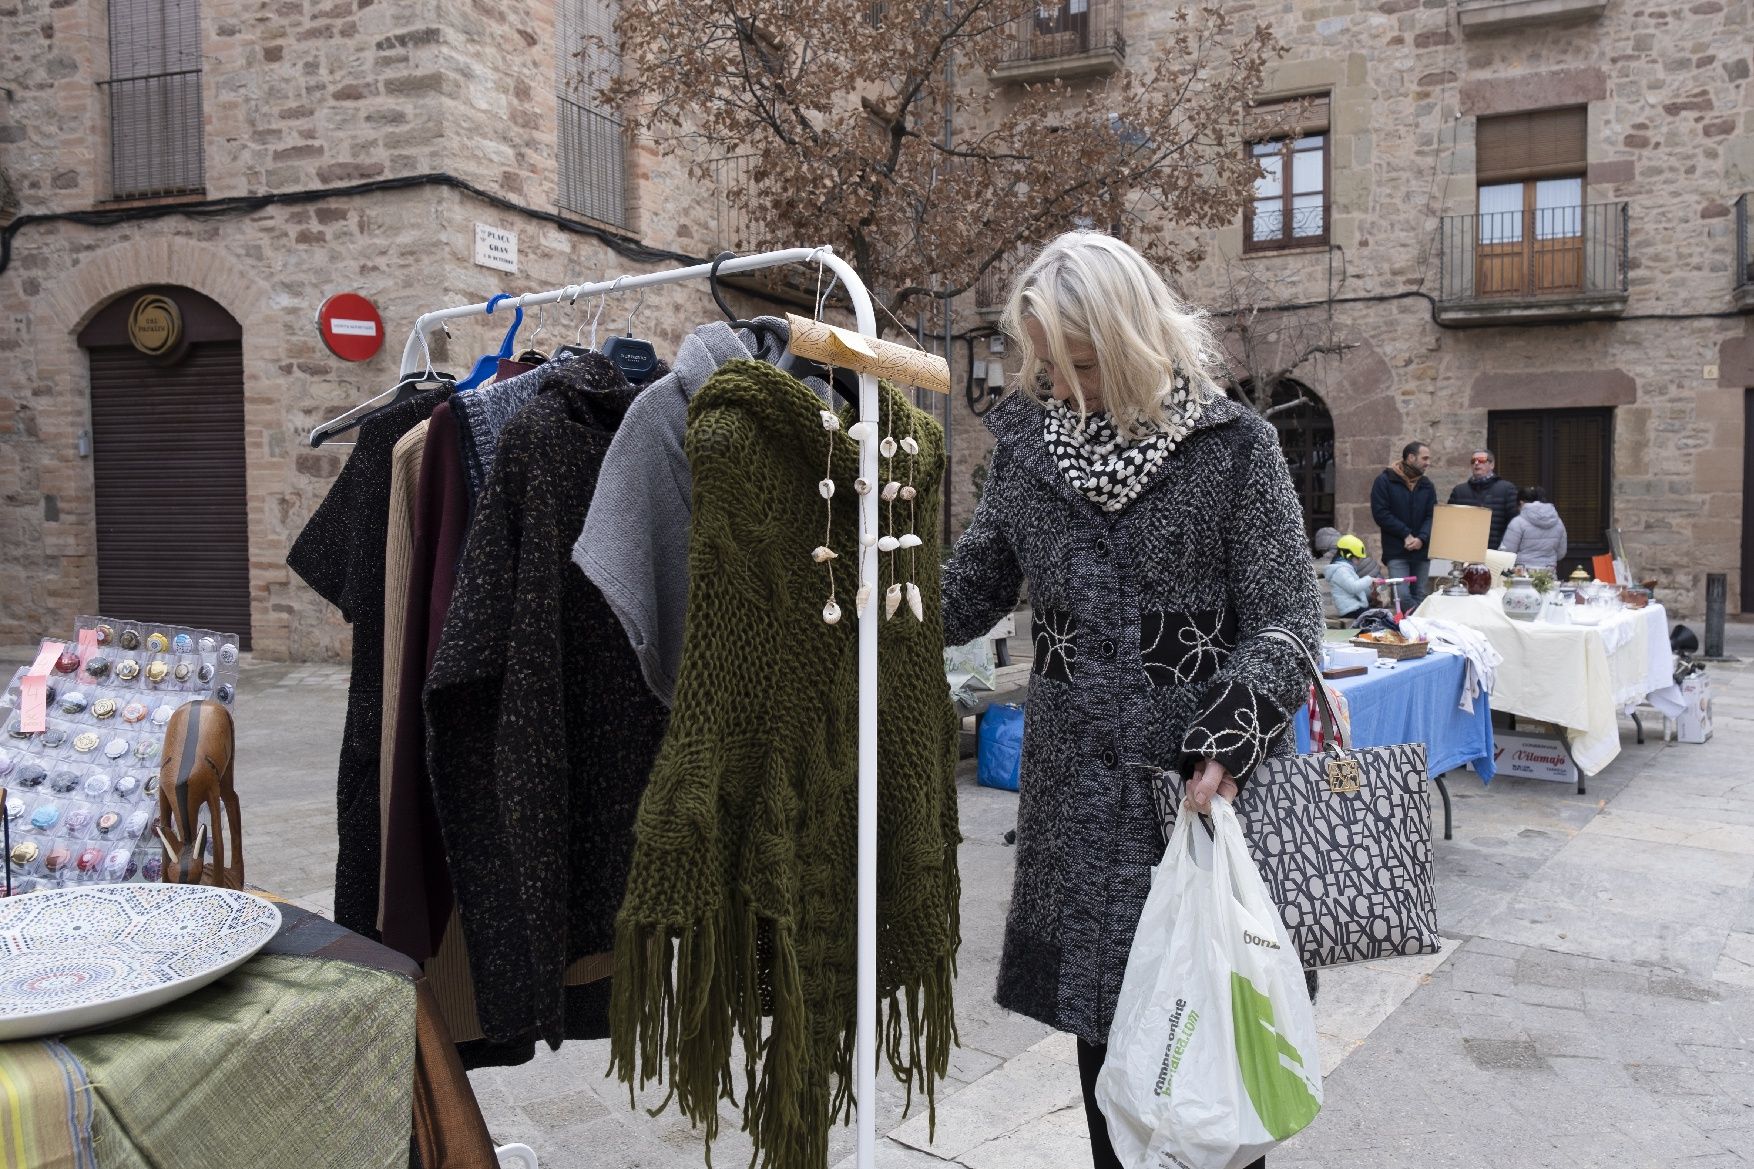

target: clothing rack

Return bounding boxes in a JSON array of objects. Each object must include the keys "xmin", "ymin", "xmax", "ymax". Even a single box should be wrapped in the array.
[{"xmin": 400, "ymin": 246, "xmax": 887, "ymax": 1169}]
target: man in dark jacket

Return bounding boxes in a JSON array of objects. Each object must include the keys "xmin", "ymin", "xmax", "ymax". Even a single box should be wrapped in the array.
[
  {"xmin": 1370, "ymin": 440, "xmax": 1436, "ymax": 607},
  {"xmin": 1449, "ymin": 448, "xmax": 1520, "ymax": 548}
]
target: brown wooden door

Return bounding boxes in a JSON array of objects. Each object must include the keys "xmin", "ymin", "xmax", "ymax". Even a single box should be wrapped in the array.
[
  {"xmin": 1477, "ymin": 178, "xmax": 1584, "ymax": 298},
  {"xmin": 84, "ymin": 334, "xmax": 253, "ymax": 647}
]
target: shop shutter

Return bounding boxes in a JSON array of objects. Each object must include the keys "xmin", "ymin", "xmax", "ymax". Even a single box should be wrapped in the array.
[
  {"xmin": 1476, "ymin": 106, "xmax": 1588, "ymax": 182},
  {"xmin": 87, "ymin": 341, "xmax": 254, "ymax": 647}
]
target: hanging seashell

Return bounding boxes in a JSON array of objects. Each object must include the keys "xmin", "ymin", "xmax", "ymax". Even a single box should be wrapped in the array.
[
  {"xmin": 899, "ymin": 485, "xmax": 917, "ymax": 501},
  {"xmin": 855, "ymin": 584, "xmax": 873, "ymax": 615},
  {"xmin": 877, "ymin": 535, "xmax": 901, "ymax": 553},
  {"xmin": 906, "ymin": 582, "xmax": 923, "ymax": 622},
  {"xmin": 819, "ymin": 410, "xmax": 841, "ymax": 431},
  {"xmin": 812, "ymin": 546, "xmax": 839, "ymax": 563},
  {"xmin": 818, "ymin": 479, "xmax": 836, "ymax": 499},
  {"xmin": 884, "ymin": 583, "xmax": 902, "ymax": 619},
  {"xmin": 823, "ymin": 599, "xmax": 842, "ymax": 625},
  {"xmin": 854, "ymin": 477, "xmax": 873, "ymax": 495},
  {"xmin": 880, "ymin": 437, "xmax": 899, "ymax": 458},
  {"xmin": 847, "ymin": 421, "xmax": 877, "ymax": 442},
  {"xmin": 900, "ymin": 436, "xmax": 920, "ymax": 456},
  {"xmin": 898, "ymin": 533, "xmax": 923, "ymax": 549},
  {"xmin": 881, "ymin": 481, "xmax": 902, "ymax": 501},
  {"xmin": 861, "ymin": 532, "xmax": 878, "ymax": 548}
]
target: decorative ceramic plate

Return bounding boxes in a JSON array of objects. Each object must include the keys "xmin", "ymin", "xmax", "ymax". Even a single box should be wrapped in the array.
[{"xmin": 0, "ymin": 884, "xmax": 281, "ymax": 1040}]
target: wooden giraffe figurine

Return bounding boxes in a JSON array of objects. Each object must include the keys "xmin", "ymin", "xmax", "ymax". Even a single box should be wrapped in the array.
[{"xmin": 155, "ymin": 699, "xmax": 243, "ymax": 889}]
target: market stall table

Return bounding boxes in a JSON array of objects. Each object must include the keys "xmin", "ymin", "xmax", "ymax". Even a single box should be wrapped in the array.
[
  {"xmin": 1412, "ymin": 592, "xmax": 1682, "ymax": 784},
  {"xmin": 1294, "ymin": 649, "xmax": 1495, "ymax": 840},
  {"xmin": 0, "ymin": 896, "xmax": 500, "ymax": 1169}
]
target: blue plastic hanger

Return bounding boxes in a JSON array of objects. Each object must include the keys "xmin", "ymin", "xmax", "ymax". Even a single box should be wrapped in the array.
[{"xmin": 455, "ymin": 293, "xmax": 525, "ymax": 391}]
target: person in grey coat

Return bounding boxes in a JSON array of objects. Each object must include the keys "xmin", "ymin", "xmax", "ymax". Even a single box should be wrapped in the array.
[
  {"xmin": 941, "ymin": 232, "xmax": 1323, "ymax": 1169},
  {"xmin": 1499, "ymin": 485, "xmax": 1568, "ymax": 569}
]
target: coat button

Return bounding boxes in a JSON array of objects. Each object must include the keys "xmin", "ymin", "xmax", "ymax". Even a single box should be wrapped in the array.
[
  {"xmin": 1101, "ymin": 750, "xmax": 1117, "ymax": 768},
  {"xmin": 1101, "ymin": 640, "xmax": 1115, "ymax": 658},
  {"xmin": 1095, "ymin": 538, "xmax": 1109, "ymax": 555}
]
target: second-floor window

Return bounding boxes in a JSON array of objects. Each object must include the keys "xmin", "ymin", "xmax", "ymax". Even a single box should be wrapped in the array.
[
  {"xmin": 104, "ymin": 0, "xmax": 204, "ymax": 199},
  {"xmin": 1245, "ymin": 96, "xmax": 1329, "ymax": 253},
  {"xmin": 556, "ymin": 0, "xmax": 629, "ymax": 229},
  {"xmin": 1475, "ymin": 106, "xmax": 1588, "ymax": 295}
]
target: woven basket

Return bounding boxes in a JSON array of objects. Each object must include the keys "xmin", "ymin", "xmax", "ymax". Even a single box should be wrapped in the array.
[{"xmin": 1350, "ymin": 637, "xmax": 1430, "ymax": 660}]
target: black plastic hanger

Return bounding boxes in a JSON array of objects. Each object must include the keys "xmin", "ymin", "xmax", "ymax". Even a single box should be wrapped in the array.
[{"xmin": 309, "ymin": 368, "xmax": 455, "ymax": 448}]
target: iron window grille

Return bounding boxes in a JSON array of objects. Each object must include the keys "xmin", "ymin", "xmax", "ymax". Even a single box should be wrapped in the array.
[
  {"xmin": 556, "ymin": 0, "xmax": 630, "ymax": 229},
  {"xmin": 102, "ymin": 0, "xmax": 204, "ymax": 199}
]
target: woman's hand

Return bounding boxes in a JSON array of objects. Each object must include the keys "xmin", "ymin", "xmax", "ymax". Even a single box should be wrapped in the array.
[{"xmin": 1186, "ymin": 758, "xmax": 1238, "ymax": 814}]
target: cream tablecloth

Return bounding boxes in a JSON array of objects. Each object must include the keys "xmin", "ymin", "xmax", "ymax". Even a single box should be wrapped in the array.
[{"xmin": 1412, "ymin": 594, "xmax": 1681, "ymax": 775}]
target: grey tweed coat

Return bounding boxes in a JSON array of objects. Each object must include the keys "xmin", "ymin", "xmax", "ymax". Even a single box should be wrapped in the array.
[{"xmin": 942, "ymin": 390, "xmax": 1322, "ymax": 1043}]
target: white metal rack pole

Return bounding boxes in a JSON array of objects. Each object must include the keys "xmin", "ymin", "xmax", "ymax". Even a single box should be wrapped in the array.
[{"xmin": 398, "ymin": 246, "xmax": 883, "ymax": 1169}]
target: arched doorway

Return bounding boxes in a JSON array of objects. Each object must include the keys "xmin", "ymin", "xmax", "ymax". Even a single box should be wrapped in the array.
[
  {"xmin": 1232, "ymin": 378, "xmax": 1336, "ymax": 543},
  {"xmin": 77, "ymin": 286, "xmax": 253, "ymax": 647}
]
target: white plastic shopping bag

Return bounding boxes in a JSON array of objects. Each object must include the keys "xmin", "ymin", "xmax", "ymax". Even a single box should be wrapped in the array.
[{"xmin": 1095, "ymin": 797, "xmax": 1322, "ymax": 1169}]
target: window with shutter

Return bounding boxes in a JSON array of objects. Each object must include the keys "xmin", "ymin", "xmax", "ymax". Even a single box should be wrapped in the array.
[
  {"xmin": 1244, "ymin": 96, "xmax": 1330, "ymax": 253},
  {"xmin": 1474, "ymin": 107, "xmax": 1589, "ymax": 295},
  {"xmin": 556, "ymin": 0, "xmax": 630, "ymax": 229},
  {"xmin": 1488, "ymin": 407, "xmax": 1613, "ymax": 567},
  {"xmin": 103, "ymin": 0, "xmax": 204, "ymax": 199}
]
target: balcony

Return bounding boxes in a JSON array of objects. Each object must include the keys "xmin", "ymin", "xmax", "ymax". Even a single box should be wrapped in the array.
[
  {"xmin": 1456, "ymin": 0, "xmax": 1607, "ymax": 35},
  {"xmin": 1435, "ymin": 202, "xmax": 1629, "ymax": 326},
  {"xmin": 1737, "ymin": 194, "xmax": 1753, "ymax": 311},
  {"xmin": 989, "ymin": 0, "xmax": 1124, "ymax": 84},
  {"xmin": 712, "ymin": 154, "xmax": 759, "ymax": 253}
]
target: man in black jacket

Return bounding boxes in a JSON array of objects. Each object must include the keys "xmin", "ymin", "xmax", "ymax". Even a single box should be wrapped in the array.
[
  {"xmin": 1448, "ymin": 448, "xmax": 1520, "ymax": 548},
  {"xmin": 1370, "ymin": 440, "xmax": 1436, "ymax": 607}
]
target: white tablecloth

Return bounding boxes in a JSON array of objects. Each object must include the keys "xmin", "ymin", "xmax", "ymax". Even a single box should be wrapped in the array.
[{"xmin": 1411, "ymin": 594, "xmax": 1680, "ymax": 775}]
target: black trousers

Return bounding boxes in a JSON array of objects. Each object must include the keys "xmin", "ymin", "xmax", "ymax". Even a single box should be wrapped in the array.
[{"xmin": 1075, "ymin": 970, "xmax": 1316, "ymax": 1169}]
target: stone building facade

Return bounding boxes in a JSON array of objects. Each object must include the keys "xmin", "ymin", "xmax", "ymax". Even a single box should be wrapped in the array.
[
  {"xmin": 947, "ymin": 0, "xmax": 1754, "ymax": 621},
  {"xmin": 0, "ymin": 0, "xmax": 770, "ymax": 659}
]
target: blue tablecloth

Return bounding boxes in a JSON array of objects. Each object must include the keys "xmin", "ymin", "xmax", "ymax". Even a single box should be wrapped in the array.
[{"xmin": 1294, "ymin": 650, "xmax": 1497, "ymax": 782}]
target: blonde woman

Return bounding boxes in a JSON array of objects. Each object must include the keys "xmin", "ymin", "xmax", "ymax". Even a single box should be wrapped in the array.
[{"xmin": 942, "ymin": 231, "xmax": 1322, "ymax": 1169}]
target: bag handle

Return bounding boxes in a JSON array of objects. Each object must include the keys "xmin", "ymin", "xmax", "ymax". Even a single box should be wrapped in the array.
[{"xmin": 1257, "ymin": 626, "xmax": 1346, "ymax": 755}]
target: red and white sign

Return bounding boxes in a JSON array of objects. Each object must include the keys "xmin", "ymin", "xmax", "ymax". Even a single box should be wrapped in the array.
[{"xmin": 315, "ymin": 292, "xmax": 385, "ymax": 362}]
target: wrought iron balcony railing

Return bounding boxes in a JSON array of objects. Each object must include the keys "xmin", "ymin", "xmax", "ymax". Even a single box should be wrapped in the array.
[
  {"xmin": 992, "ymin": 0, "xmax": 1124, "ymax": 80},
  {"xmin": 1436, "ymin": 202, "xmax": 1629, "ymax": 322}
]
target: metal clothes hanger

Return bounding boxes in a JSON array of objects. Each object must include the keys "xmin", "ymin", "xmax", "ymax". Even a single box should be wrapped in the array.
[
  {"xmin": 599, "ymin": 281, "xmax": 660, "ymax": 385},
  {"xmin": 553, "ymin": 284, "xmax": 611, "ymax": 360},
  {"xmin": 514, "ymin": 300, "xmax": 550, "ymax": 366},
  {"xmin": 455, "ymin": 293, "xmax": 525, "ymax": 391},
  {"xmin": 308, "ymin": 323, "xmax": 454, "ymax": 448}
]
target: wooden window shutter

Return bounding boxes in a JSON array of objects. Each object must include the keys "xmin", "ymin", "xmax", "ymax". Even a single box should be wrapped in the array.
[
  {"xmin": 1246, "ymin": 94, "xmax": 1330, "ymax": 141},
  {"xmin": 1476, "ymin": 106, "xmax": 1588, "ymax": 182}
]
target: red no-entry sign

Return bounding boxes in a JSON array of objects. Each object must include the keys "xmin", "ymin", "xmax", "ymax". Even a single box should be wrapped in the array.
[{"xmin": 315, "ymin": 292, "xmax": 385, "ymax": 362}]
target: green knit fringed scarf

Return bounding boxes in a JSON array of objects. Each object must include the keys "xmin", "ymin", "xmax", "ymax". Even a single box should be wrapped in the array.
[{"xmin": 610, "ymin": 361, "xmax": 962, "ymax": 1169}]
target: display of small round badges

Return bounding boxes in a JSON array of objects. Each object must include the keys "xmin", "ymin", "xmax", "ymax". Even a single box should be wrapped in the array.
[
  {"xmin": 216, "ymin": 684, "xmax": 235, "ymax": 704},
  {"xmin": 41, "ymin": 730, "xmax": 66, "ymax": 750},
  {"xmin": 118, "ymin": 630, "xmax": 141, "ymax": 650},
  {"xmin": 97, "ymin": 811, "xmax": 121, "ymax": 836},
  {"xmin": 145, "ymin": 661, "xmax": 169, "ymax": 685},
  {"xmin": 115, "ymin": 774, "xmax": 139, "ymax": 797},
  {"xmin": 92, "ymin": 699, "xmax": 117, "ymax": 720},
  {"xmin": 0, "ymin": 751, "xmax": 13, "ymax": 777},
  {"xmin": 152, "ymin": 705, "xmax": 174, "ymax": 726},
  {"xmin": 49, "ymin": 772, "xmax": 78, "ymax": 794},
  {"xmin": 115, "ymin": 660, "xmax": 140, "ymax": 681},
  {"xmin": 83, "ymin": 774, "xmax": 111, "ymax": 797},
  {"xmin": 16, "ymin": 764, "xmax": 46, "ymax": 788},
  {"xmin": 65, "ymin": 809, "xmax": 93, "ymax": 835},
  {"xmin": 72, "ymin": 732, "xmax": 99, "ymax": 754},
  {"xmin": 197, "ymin": 664, "xmax": 214, "ymax": 684},
  {"xmin": 77, "ymin": 848, "xmax": 103, "ymax": 873},
  {"xmin": 145, "ymin": 633, "xmax": 170, "ymax": 654},
  {"xmin": 85, "ymin": 657, "xmax": 111, "ymax": 679},
  {"xmin": 5, "ymin": 796, "xmax": 22, "ymax": 821},
  {"xmin": 105, "ymin": 738, "xmax": 129, "ymax": 760},
  {"xmin": 44, "ymin": 846, "xmax": 70, "ymax": 874},
  {"xmin": 60, "ymin": 692, "xmax": 88, "ymax": 715},
  {"xmin": 134, "ymin": 741, "xmax": 156, "ymax": 762},
  {"xmin": 53, "ymin": 649, "xmax": 82, "ymax": 675},
  {"xmin": 121, "ymin": 703, "xmax": 147, "ymax": 724},
  {"xmin": 11, "ymin": 841, "xmax": 39, "ymax": 866},
  {"xmin": 141, "ymin": 854, "xmax": 163, "ymax": 881},
  {"xmin": 173, "ymin": 662, "xmax": 191, "ymax": 682},
  {"xmin": 124, "ymin": 811, "xmax": 149, "ymax": 838},
  {"xmin": 94, "ymin": 624, "xmax": 114, "ymax": 646}
]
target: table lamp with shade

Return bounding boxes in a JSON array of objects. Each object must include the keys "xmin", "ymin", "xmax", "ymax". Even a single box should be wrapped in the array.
[{"xmin": 1428, "ymin": 504, "xmax": 1493, "ymax": 596}]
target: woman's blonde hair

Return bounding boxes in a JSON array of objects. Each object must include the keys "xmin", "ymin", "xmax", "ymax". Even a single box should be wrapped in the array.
[{"xmin": 1001, "ymin": 230, "xmax": 1221, "ymax": 427}]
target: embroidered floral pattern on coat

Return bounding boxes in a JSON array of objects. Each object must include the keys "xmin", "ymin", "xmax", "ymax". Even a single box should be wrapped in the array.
[
  {"xmin": 1179, "ymin": 678, "xmax": 1291, "ymax": 781},
  {"xmin": 1140, "ymin": 609, "xmax": 1239, "ymax": 687},
  {"xmin": 1031, "ymin": 610, "xmax": 1078, "ymax": 683}
]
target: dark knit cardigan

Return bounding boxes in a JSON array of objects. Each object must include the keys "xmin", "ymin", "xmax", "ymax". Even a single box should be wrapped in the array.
[
  {"xmin": 941, "ymin": 390, "xmax": 1322, "ymax": 1045},
  {"xmin": 424, "ymin": 354, "xmax": 669, "ymax": 1047},
  {"xmin": 610, "ymin": 362, "xmax": 962, "ymax": 1169},
  {"xmin": 288, "ymin": 387, "xmax": 449, "ymax": 938}
]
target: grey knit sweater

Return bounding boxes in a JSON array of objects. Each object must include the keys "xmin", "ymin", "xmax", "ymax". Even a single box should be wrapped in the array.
[{"xmin": 573, "ymin": 318, "xmax": 792, "ymax": 706}]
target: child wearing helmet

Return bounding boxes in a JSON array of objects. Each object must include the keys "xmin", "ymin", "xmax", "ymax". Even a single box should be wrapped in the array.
[{"xmin": 1324, "ymin": 534, "xmax": 1373, "ymax": 618}]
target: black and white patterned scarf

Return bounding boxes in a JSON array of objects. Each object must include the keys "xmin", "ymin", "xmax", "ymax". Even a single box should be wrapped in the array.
[{"xmin": 1041, "ymin": 373, "xmax": 1202, "ymax": 513}]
